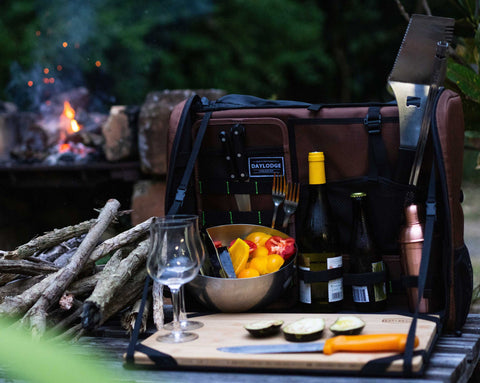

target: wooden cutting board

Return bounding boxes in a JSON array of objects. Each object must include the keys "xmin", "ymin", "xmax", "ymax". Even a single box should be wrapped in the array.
[{"xmin": 128, "ymin": 312, "xmax": 437, "ymax": 374}]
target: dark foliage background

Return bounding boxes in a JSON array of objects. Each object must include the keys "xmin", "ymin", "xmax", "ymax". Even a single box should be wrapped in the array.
[{"xmin": 0, "ymin": 0, "xmax": 462, "ymax": 111}]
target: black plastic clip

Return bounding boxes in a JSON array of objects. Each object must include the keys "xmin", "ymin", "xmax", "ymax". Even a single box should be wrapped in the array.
[
  {"xmin": 364, "ymin": 110, "xmax": 382, "ymax": 134},
  {"xmin": 426, "ymin": 201, "xmax": 437, "ymax": 217},
  {"xmin": 174, "ymin": 186, "xmax": 187, "ymax": 205}
]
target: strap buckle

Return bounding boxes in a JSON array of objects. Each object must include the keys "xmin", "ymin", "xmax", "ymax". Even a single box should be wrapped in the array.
[
  {"xmin": 364, "ymin": 112, "xmax": 382, "ymax": 134},
  {"xmin": 426, "ymin": 201, "xmax": 436, "ymax": 217},
  {"xmin": 174, "ymin": 187, "xmax": 187, "ymax": 204}
]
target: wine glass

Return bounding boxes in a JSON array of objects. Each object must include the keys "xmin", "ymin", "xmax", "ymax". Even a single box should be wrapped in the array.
[
  {"xmin": 162, "ymin": 214, "xmax": 205, "ymax": 331},
  {"xmin": 147, "ymin": 217, "xmax": 203, "ymax": 343}
]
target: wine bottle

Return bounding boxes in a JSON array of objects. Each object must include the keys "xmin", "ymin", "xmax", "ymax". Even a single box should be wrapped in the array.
[
  {"xmin": 297, "ymin": 151, "xmax": 343, "ymax": 312},
  {"xmin": 349, "ymin": 192, "xmax": 387, "ymax": 312}
]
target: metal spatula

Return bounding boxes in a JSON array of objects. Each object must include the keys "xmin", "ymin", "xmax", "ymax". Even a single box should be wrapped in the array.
[{"xmin": 388, "ymin": 14, "xmax": 454, "ymax": 184}]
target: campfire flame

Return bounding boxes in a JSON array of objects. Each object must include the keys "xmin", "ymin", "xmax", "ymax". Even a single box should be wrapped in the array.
[
  {"xmin": 51, "ymin": 100, "xmax": 94, "ymax": 161},
  {"xmin": 62, "ymin": 101, "xmax": 81, "ymax": 133}
]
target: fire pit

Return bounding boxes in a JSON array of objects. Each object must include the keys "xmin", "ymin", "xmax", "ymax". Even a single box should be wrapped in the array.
[{"xmin": 0, "ymin": 87, "xmax": 226, "ymax": 250}]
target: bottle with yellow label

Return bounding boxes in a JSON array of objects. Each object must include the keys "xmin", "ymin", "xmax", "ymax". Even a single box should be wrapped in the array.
[{"xmin": 297, "ymin": 152, "xmax": 343, "ymax": 312}]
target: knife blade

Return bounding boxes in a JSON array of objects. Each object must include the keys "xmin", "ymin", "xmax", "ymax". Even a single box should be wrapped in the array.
[{"xmin": 218, "ymin": 334, "xmax": 419, "ymax": 355}]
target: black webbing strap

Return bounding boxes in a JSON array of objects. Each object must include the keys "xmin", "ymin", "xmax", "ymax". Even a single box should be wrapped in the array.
[
  {"xmin": 365, "ymin": 106, "xmax": 392, "ymax": 179},
  {"xmin": 343, "ymin": 270, "xmax": 387, "ymax": 286},
  {"xmin": 126, "ymin": 110, "xmax": 212, "ymax": 365},
  {"xmin": 403, "ymin": 164, "xmax": 437, "ymax": 376},
  {"xmin": 298, "ymin": 267, "xmax": 344, "ymax": 283},
  {"xmin": 167, "ymin": 111, "xmax": 213, "ymax": 215},
  {"xmin": 125, "ymin": 270, "xmax": 152, "ymax": 364},
  {"xmin": 165, "ymin": 95, "xmax": 201, "ymax": 212}
]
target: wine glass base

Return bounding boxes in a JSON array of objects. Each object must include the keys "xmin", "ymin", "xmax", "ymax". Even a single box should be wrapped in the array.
[
  {"xmin": 164, "ymin": 320, "xmax": 204, "ymax": 331},
  {"xmin": 156, "ymin": 331, "xmax": 198, "ymax": 343}
]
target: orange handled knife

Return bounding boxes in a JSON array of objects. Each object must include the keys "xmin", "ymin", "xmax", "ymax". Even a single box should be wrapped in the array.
[{"xmin": 218, "ymin": 334, "xmax": 419, "ymax": 355}]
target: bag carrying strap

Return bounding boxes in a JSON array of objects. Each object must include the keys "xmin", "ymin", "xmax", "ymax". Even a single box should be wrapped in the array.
[
  {"xmin": 168, "ymin": 111, "xmax": 213, "ymax": 215},
  {"xmin": 365, "ymin": 106, "xmax": 392, "ymax": 180},
  {"xmin": 126, "ymin": 107, "xmax": 212, "ymax": 365},
  {"xmin": 165, "ymin": 95, "xmax": 205, "ymax": 213}
]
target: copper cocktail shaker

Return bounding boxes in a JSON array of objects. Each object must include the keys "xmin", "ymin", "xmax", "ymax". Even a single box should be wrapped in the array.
[{"xmin": 399, "ymin": 204, "xmax": 429, "ymax": 312}]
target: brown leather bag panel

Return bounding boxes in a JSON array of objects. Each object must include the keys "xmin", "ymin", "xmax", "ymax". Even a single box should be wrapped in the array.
[{"xmin": 435, "ymin": 90, "xmax": 465, "ymax": 249}]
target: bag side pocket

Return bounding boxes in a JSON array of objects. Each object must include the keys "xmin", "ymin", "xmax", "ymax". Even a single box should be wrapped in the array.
[{"xmin": 454, "ymin": 244, "xmax": 473, "ymax": 330}]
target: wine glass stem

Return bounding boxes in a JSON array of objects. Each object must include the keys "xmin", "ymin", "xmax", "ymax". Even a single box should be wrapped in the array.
[
  {"xmin": 170, "ymin": 286, "xmax": 182, "ymax": 339},
  {"xmin": 179, "ymin": 286, "xmax": 187, "ymax": 323}
]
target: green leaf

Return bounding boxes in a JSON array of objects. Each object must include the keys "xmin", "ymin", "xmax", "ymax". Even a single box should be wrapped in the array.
[
  {"xmin": 447, "ymin": 61, "xmax": 480, "ymax": 104},
  {"xmin": 0, "ymin": 318, "xmax": 117, "ymax": 383},
  {"xmin": 475, "ymin": 24, "xmax": 480, "ymax": 59}
]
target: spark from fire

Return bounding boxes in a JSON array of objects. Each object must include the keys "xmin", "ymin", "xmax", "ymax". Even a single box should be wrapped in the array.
[
  {"xmin": 43, "ymin": 68, "xmax": 49, "ymax": 74},
  {"xmin": 95, "ymin": 61, "xmax": 101, "ymax": 67},
  {"xmin": 57, "ymin": 65, "xmax": 63, "ymax": 71},
  {"xmin": 27, "ymin": 81, "xmax": 33, "ymax": 87},
  {"xmin": 62, "ymin": 41, "xmax": 68, "ymax": 48}
]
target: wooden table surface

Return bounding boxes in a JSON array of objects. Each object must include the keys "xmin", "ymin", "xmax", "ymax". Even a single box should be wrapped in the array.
[
  {"xmin": 0, "ymin": 313, "xmax": 478, "ymax": 383},
  {"xmin": 47, "ymin": 313, "xmax": 480, "ymax": 383}
]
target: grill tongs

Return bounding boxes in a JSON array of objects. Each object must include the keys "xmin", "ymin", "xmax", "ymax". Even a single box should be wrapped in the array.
[{"xmin": 389, "ymin": 15, "xmax": 454, "ymax": 314}]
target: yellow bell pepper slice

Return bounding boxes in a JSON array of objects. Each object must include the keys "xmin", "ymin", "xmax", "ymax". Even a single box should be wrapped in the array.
[{"xmin": 228, "ymin": 238, "xmax": 250, "ymax": 276}]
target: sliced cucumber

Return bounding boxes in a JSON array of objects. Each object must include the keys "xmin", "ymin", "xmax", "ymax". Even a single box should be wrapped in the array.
[
  {"xmin": 329, "ymin": 316, "xmax": 365, "ymax": 335},
  {"xmin": 244, "ymin": 319, "xmax": 284, "ymax": 337},
  {"xmin": 282, "ymin": 318, "xmax": 325, "ymax": 342}
]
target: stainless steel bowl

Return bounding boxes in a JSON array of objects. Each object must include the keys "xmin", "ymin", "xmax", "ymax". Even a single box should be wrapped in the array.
[{"xmin": 186, "ymin": 224, "xmax": 296, "ymax": 312}]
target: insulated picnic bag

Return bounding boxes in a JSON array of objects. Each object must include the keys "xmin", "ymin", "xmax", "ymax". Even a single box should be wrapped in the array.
[{"xmin": 164, "ymin": 89, "xmax": 473, "ymax": 335}]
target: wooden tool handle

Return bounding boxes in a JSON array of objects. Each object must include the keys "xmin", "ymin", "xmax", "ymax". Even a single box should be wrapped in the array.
[{"xmin": 322, "ymin": 334, "xmax": 419, "ymax": 355}]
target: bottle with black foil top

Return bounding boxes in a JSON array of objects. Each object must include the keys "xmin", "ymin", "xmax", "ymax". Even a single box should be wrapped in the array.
[
  {"xmin": 298, "ymin": 151, "xmax": 343, "ymax": 312},
  {"xmin": 349, "ymin": 192, "xmax": 387, "ymax": 312}
]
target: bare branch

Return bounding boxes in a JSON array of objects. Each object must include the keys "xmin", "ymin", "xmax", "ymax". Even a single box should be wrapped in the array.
[{"xmin": 394, "ymin": 0, "xmax": 410, "ymax": 22}]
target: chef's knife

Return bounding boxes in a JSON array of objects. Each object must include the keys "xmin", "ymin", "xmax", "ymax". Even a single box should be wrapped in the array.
[
  {"xmin": 388, "ymin": 14, "xmax": 454, "ymax": 183},
  {"xmin": 218, "ymin": 333, "xmax": 419, "ymax": 355}
]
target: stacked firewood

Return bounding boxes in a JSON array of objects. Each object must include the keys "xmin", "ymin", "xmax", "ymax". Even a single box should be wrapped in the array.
[{"xmin": 0, "ymin": 199, "xmax": 154, "ymax": 339}]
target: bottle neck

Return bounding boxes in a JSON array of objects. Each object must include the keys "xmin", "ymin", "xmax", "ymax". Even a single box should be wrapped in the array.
[
  {"xmin": 352, "ymin": 198, "xmax": 368, "ymax": 231},
  {"xmin": 309, "ymin": 159, "xmax": 326, "ymax": 185}
]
